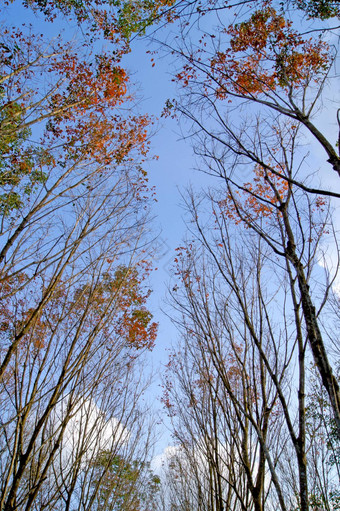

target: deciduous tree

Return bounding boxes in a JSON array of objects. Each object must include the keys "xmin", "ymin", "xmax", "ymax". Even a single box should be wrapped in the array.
[
  {"xmin": 163, "ymin": 184, "xmax": 339, "ymax": 510},
  {"xmin": 0, "ymin": 3, "xmax": 159, "ymax": 510},
  {"xmin": 164, "ymin": 0, "xmax": 340, "ymax": 439}
]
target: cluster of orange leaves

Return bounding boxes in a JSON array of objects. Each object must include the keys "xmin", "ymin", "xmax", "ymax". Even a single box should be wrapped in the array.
[
  {"xmin": 209, "ymin": 6, "xmax": 331, "ymax": 97},
  {"xmin": 53, "ymin": 53, "xmax": 151, "ymax": 166},
  {"xmin": 1, "ymin": 27, "xmax": 152, "ymax": 172},
  {"xmin": 50, "ymin": 53, "xmax": 128, "ymax": 114},
  {"xmin": 219, "ymin": 163, "xmax": 289, "ymax": 223},
  {"xmin": 65, "ymin": 266, "xmax": 158, "ymax": 351},
  {"xmin": 0, "ymin": 264, "xmax": 157, "ymax": 359},
  {"xmin": 99, "ymin": 266, "xmax": 158, "ymax": 350},
  {"xmin": 174, "ymin": 5, "xmax": 330, "ymax": 97}
]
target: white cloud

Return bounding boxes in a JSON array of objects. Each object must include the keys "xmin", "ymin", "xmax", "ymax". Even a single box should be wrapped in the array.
[{"xmin": 51, "ymin": 396, "xmax": 130, "ymax": 471}]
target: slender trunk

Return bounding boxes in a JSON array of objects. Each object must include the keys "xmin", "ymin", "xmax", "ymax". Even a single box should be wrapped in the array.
[
  {"xmin": 283, "ymin": 208, "xmax": 340, "ymax": 440},
  {"xmin": 286, "ymin": 259, "xmax": 309, "ymax": 511}
]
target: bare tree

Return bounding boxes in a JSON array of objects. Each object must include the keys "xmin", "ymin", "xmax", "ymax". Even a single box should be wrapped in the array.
[
  {"xmin": 162, "ymin": 176, "xmax": 339, "ymax": 510},
  {"xmin": 161, "ymin": 0, "xmax": 340, "ymax": 437},
  {"xmin": 0, "ymin": 245, "xmax": 158, "ymax": 509}
]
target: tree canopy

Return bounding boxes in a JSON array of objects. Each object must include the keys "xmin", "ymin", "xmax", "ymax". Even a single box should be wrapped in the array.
[{"xmin": 0, "ymin": 0, "xmax": 339, "ymax": 510}]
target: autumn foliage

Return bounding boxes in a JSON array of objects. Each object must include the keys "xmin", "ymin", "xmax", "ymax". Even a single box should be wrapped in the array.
[
  {"xmin": 0, "ymin": 0, "xmax": 160, "ymax": 507},
  {"xmin": 16, "ymin": 0, "xmax": 177, "ymax": 42},
  {"xmin": 218, "ymin": 162, "xmax": 289, "ymax": 224},
  {"xmin": 176, "ymin": 5, "xmax": 331, "ymax": 99},
  {"xmin": 163, "ymin": 1, "xmax": 340, "ymax": 509},
  {"xmin": 216, "ymin": 6, "xmax": 331, "ymax": 95},
  {"xmin": 0, "ymin": 26, "xmax": 155, "ymax": 220}
]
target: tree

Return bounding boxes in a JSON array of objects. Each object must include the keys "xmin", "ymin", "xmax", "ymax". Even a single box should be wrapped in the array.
[
  {"xmin": 7, "ymin": 0, "xmax": 178, "ymax": 43},
  {"xmin": 0, "ymin": 25, "xmax": 145, "ymax": 220},
  {"xmin": 162, "ymin": 183, "xmax": 339, "ymax": 510},
  {"xmin": 0, "ymin": 14, "xmax": 156, "ymax": 379},
  {"xmin": 292, "ymin": 0, "xmax": 340, "ymax": 19},
  {"xmin": 0, "ymin": 259, "xmax": 158, "ymax": 510},
  {"xmin": 305, "ymin": 366, "xmax": 340, "ymax": 510},
  {"xmin": 0, "ymin": 3, "xmax": 159, "ymax": 510},
  {"xmin": 162, "ymin": 0, "xmax": 340, "ymax": 439},
  {"xmin": 90, "ymin": 451, "xmax": 160, "ymax": 511}
]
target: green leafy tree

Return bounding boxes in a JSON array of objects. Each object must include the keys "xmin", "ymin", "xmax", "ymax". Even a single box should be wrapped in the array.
[
  {"xmin": 19, "ymin": 0, "xmax": 177, "ymax": 42},
  {"xmin": 293, "ymin": 0, "xmax": 340, "ymax": 19},
  {"xmin": 91, "ymin": 452, "xmax": 160, "ymax": 511}
]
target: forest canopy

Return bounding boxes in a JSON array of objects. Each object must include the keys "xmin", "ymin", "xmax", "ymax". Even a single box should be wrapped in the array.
[{"xmin": 0, "ymin": 0, "xmax": 339, "ymax": 510}]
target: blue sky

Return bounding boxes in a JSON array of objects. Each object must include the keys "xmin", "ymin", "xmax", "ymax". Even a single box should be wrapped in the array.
[{"xmin": 122, "ymin": 40, "xmax": 203, "ymax": 455}]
